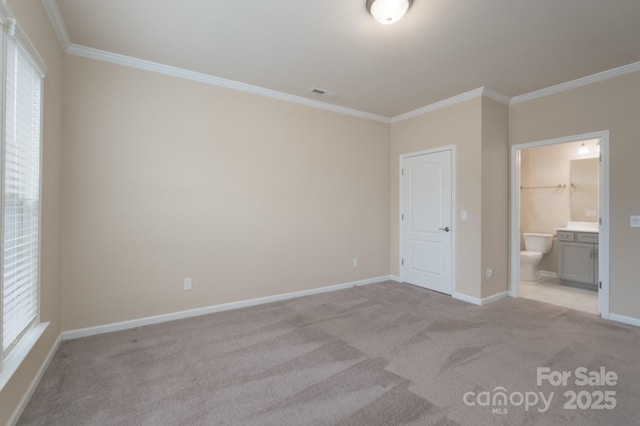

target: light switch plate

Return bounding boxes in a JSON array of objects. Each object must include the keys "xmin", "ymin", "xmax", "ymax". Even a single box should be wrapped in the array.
[{"xmin": 631, "ymin": 216, "xmax": 640, "ymax": 228}]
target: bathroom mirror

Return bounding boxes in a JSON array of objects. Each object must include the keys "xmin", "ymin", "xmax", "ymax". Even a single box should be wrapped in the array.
[{"xmin": 570, "ymin": 158, "xmax": 599, "ymax": 222}]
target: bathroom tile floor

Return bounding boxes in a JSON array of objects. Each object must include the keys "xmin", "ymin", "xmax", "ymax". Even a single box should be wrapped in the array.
[{"xmin": 519, "ymin": 275, "xmax": 599, "ymax": 315}]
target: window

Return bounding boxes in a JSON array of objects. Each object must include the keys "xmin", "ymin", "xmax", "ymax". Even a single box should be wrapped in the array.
[
  {"xmin": 0, "ymin": 11, "xmax": 47, "ymax": 383},
  {"xmin": 2, "ymin": 31, "xmax": 43, "ymax": 355}
]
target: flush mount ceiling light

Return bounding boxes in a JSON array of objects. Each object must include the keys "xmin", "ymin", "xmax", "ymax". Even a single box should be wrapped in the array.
[{"xmin": 366, "ymin": 0, "xmax": 414, "ymax": 25}]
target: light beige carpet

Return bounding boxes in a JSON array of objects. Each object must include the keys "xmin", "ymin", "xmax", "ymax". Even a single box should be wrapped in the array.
[{"xmin": 18, "ymin": 281, "xmax": 640, "ymax": 425}]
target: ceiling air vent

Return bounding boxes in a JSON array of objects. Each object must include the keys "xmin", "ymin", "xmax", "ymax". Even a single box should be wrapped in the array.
[{"xmin": 309, "ymin": 87, "xmax": 337, "ymax": 98}]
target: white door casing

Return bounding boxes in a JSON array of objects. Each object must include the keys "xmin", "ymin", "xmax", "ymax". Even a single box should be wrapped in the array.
[
  {"xmin": 510, "ymin": 131, "xmax": 610, "ymax": 318},
  {"xmin": 400, "ymin": 149, "xmax": 453, "ymax": 295}
]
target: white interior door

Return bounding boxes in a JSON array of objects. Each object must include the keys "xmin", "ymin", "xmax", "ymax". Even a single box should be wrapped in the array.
[{"xmin": 401, "ymin": 150, "xmax": 453, "ymax": 294}]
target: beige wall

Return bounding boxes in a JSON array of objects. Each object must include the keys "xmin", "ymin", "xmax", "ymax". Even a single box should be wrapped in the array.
[
  {"xmin": 390, "ymin": 97, "xmax": 509, "ymax": 301},
  {"xmin": 60, "ymin": 55, "xmax": 390, "ymax": 330},
  {"xmin": 510, "ymin": 70, "xmax": 640, "ymax": 319},
  {"xmin": 3, "ymin": 7, "xmax": 639, "ymax": 419},
  {"xmin": 390, "ymin": 98, "xmax": 484, "ymax": 299},
  {"xmin": 0, "ymin": 1, "xmax": 64, "ymax": 425},
  {"xmin": 480, "ymin": 98, "xmax": 509, "ymax": 298},
  {"xmin": 520, "ymin": 141, "xmax": 593, "ymax": 273}
]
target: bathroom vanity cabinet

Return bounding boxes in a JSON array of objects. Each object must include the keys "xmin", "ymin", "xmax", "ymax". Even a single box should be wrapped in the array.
[{"xmin": 557, "ymin": 230, "xmax": 598, "ymax": 291}]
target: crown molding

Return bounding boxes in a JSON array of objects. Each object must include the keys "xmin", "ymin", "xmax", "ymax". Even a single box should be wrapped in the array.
[
  {"xmin": 510, "ymin": 61, "xmax": 640, "ymax": 105},
  {"xmin": 390, "ymin": 87, "xmax": 510, "ymax": 123},
  {"xmin": 481, "ymin": 87, "xmax": 511, "ymax": 104},
  {"xmin": 65, "ymin": 44, "xmax": 391, "ymax": 123},
  {"xmin": 38, "ymin": 1, "xmax": 390, "ymax": 122},
  {"xmin": 391, "ymin": 88, "xmax": 484, "ymax": 123},
  {"xmin": 41, "ymin": 0, "xmax": 71, "ymax": 50},
  {"xmin": 37, "ymin": 0, "xmax": 640, "ymax": 122},
  {"xmin": 35, "ymin": 1, "xmax": 502, "ymax": 125}
]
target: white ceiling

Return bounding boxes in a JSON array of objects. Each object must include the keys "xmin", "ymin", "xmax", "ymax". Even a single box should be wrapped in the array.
[{"xmin": 50, "ymin": 0, "xmax": 640, "ymax": 118}]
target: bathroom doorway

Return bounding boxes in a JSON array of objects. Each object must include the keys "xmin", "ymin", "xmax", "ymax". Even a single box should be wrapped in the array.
[{"xmin": 510, "ymin": 132, "xmax": 609, "ymax": 318}]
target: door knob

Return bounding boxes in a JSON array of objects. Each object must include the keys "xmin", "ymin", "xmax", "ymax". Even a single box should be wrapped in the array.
[{"xmin": 439, "ymin": 226, "xmax": 450, "ymax": 232}]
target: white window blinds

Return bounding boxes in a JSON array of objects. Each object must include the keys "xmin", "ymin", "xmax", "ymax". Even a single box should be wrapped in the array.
[{"xmin": 2, "ymin": 33, "xmax": 42, "ymax": 353}]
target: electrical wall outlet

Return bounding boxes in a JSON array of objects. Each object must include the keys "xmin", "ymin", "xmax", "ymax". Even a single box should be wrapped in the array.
[
  {"xmin": 353, "ymin": 258, "xmax": 358, "ymax": 267},
  {"xmin": 485, "ymin": 268, "xmax": 493, "ymax": 279},
  {"xmin": 184, "ymin": 278, "xmax": 192, "ymax": 290},
  {"xmin": 631, "ymin": 215, "xmax": 640, "ymax": 228}
]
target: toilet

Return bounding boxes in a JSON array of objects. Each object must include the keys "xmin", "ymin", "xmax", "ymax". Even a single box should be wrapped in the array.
[{"xmin": 520, "ymin": 233, "xmax": 554, "ymax": 281}]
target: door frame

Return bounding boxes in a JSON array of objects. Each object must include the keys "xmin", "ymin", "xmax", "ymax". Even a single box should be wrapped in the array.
[
  {"xmin": 399, "ymin": 145, "xmax": 456, "ymax": 295},
  {"xmin": 509, "ymin": 131, "xmax": 610, "ymax": 318}
]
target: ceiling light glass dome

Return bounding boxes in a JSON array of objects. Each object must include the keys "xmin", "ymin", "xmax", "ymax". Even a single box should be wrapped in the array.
[{"xmin": 367, "ymin": 0, "xmax": 414, "ymax": 25}]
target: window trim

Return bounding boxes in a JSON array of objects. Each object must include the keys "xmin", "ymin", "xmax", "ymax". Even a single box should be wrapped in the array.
[
  {"xmin": 0, "ymin": 2, "xmax": 48, "ymax": 390},
  {"xmin": 0, "ymin": 322, "xmax": 47, "ymax": 391}
]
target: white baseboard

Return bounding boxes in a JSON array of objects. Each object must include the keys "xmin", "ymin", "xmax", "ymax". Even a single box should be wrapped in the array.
[
  {"xmin": 608, "ymin": 313, "xmax": 640, "ymax": 328},
  {"xmin": 8, "ymin": 333, "xmax": 62, "ymax": 426},
  {"xmin": 395, "ymin": 279, "xmax": 505, "ymax": 306},
  {"xmin": 354, "ymin": 275, "xmax": 392, "ymax": 287},
  {"xmin": 452, "ymin": 292, "xmax": 481, "ymax": 305},
  {"xmin": 453, "ymin": 290, "xmax": 508, "ymax": 306},
  {"xmin": 481, "ymin": 291, "xmax": 509, "ymax": 304},
  {"xmin": 539, "ymin": 270, "xmax": 558, "ymax": 278},
  {"xmin": 62, "ymin": 275, "xmax": 392, "ymax": 340}
]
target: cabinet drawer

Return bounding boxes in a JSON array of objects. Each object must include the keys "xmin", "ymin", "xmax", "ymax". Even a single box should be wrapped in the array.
[
  {"xmin": 557, "ymin": 231, "xmax": 574, "ymax": 242},
  {"xmin": 577, "ymin": 232, "xmax": 599, "ymax": 244}
]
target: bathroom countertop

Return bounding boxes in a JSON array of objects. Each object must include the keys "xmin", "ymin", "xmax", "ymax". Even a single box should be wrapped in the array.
[{"xmin": 556, "ymin": 228, "xmax": 599, "ymax": 234}]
